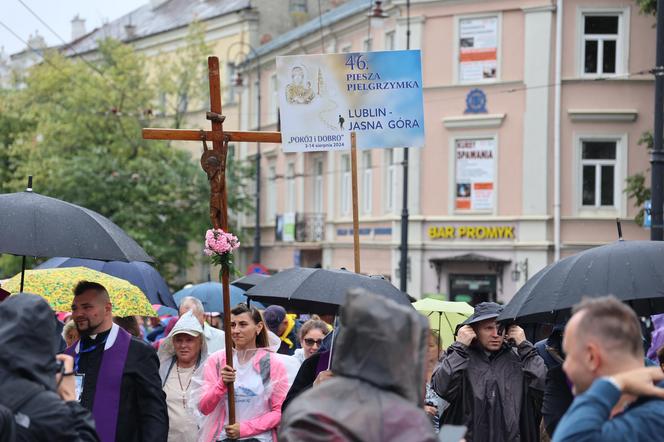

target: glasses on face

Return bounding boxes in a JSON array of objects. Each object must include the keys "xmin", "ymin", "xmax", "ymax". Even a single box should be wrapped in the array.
[{"xmin": 304, "ymin": 338, "xmax": 323, "ymax": 347}]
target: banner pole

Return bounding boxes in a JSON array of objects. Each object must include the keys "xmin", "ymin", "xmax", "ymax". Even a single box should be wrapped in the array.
[{"xmin": 350, "ymin": 132, "xmax": 361, "ymax": 273}]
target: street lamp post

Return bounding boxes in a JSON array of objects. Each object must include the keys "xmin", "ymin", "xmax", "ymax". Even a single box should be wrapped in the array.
[
  {"xmin": 228, "ymin": 42, "xmax": 262, "ymax": 264},
  {"xmin": 399, "ymin": 0, "xmax": 411, "ymax": 293},
  {"xmin": 651, "ymin": 0, "xmax": 664, "ymax": 241}
]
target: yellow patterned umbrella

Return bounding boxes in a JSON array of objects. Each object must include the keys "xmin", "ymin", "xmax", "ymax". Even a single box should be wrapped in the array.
[{"xmin": 2, "ymin": 267, "xmax": 155, "ymax": 316}]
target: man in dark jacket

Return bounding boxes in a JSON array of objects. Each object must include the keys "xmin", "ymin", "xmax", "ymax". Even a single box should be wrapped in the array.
[
  {"xmin": 0, "ymin": 293, "xmax": 99, "ymax": 441},
  {"xmin": 432, "ymin": 302, "xmax": 546, "ymax": 442},
  {"xmin": 67, "ymin": 281, "xmax": 168, "ymax": 442}
]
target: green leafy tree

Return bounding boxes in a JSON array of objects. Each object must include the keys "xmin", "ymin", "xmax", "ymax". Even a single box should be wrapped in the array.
[
  {"xmin": 636, "ymin": 0, "xmax": 657, "ymax": 15},
  {"xmin": 154, "ymin": 21, "xmax": 211, "ymax": 129},
  {"xmin": 624, "ymin": 132, "xmax": 653, "ymax": 226},
  {"xmin": 0, "ymin": 33, "xmax": 254, "ymax": 282}
]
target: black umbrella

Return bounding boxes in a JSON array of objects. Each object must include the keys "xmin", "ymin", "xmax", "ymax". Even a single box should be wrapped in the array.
[
  {"xmin": 36, "ymin": 257, "xmax": 175, "ymax": 308},
  {"xmin": 498, "ymin": 240, "xmax": 664, "ymax": 324},
  {"xmin": 0, "ymin": 183, "xmax": 152, "ymax": 291},
  {"xmin": 245, "ymin": 267, "xmax": 412, "ymax": 314},
  {"xmin": 231, "ymin": 273, "xmax": 269, "ymax": 291}
]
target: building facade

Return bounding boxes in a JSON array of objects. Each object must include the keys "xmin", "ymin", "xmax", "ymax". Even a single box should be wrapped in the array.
[{"xmin": 234, "ymin": 0, "xmax": 656, "ymax": 303}]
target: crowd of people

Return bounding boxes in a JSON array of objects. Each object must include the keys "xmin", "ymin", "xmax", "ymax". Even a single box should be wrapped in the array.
[{"xmin": 1, "ymin": 280, "xmax": 664, "ymax": 442}]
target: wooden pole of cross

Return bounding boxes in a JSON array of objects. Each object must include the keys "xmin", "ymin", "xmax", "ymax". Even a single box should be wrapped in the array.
[
  {"xmin": 142, "ymin": 56, "xmax": 280, "ymax": 424},
  {"xmin": 350, "ymin": 132, "xmax": 361, "ymax": 273}
]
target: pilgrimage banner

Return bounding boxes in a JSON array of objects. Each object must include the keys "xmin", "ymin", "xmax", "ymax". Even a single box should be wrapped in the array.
[{"xmin": 276, "ymin": 50, "xmax": 424, "ymax": 152}]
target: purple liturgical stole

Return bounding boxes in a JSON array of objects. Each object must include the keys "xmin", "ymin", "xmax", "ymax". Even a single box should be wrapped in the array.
[{"xmin": 66, "ymin": 324, "xmax": 132, "ymax": 442}]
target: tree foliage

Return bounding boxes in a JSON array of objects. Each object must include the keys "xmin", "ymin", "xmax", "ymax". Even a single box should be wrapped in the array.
[
  {"xmin": 636, "ymin": 0, "xmax": 657, "ymax": 15},
  {"xmin": 0, "ymin": 27, "xmax": 254, "ymax": 282},
  {"xmin": 624, "ymin": 132, "xmax": 653, "ymax": 226}
]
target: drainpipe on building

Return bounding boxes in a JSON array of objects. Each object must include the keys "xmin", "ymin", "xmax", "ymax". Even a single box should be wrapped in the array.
[{"xmin": 553, "ymin": 0, "xmax": 563, "ymax": 261}]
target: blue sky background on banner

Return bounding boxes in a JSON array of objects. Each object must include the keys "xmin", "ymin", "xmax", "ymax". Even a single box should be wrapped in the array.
[{"xmin": 350, "ymin": 50, "xmax": 424, "ymax": 149}]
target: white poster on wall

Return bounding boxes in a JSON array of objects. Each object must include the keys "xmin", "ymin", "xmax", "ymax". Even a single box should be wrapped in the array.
[
  {"xmin": 459, "ymin": 17, "xmax": 498, "ymax": 83},
  {"xmin": 455, "ymin": 138, "xmax": 495, "ymax": 211},
  {"xmin": 283, "ymin": 212, "xmax": 296, "ymax": 242}
]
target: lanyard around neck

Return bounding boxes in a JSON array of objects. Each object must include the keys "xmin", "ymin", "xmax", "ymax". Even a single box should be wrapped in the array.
[{"xmin": 74, "ymin": 335, "xmax": 108, "ymax": 373}]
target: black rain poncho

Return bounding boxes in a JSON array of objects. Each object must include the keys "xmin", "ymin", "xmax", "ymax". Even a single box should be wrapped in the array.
[{"xmin": 432, "ymin": 340, "xmax": 546, "ymax": 442}]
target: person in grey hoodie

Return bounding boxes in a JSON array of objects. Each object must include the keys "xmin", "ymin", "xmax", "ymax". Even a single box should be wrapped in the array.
[{"xmin": 279, "ymin": 291, "xmax": 437, "ymax": 442}]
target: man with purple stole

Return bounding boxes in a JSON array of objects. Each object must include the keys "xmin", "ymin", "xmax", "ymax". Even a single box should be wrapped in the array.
[{"xmin": 66, "ymin": 281, "xmax": 168, "ymax": 442}]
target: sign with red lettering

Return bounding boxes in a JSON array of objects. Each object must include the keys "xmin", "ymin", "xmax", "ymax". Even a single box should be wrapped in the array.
[{"xmin": 455, "ymin": 138, "xmax": 495, "ymax": 211}]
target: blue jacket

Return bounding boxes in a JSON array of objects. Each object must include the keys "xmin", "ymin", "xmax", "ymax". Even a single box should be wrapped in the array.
[{"xmin": 553, "ymin": 378, "xmax": 664, "ymax": 442}]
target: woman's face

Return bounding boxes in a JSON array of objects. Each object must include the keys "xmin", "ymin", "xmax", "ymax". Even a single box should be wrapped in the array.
[
  {"xmin": 427, "ymin": 333, "xmax": 441, "ymax": 365},
  {"xmin": 173, "ymin": 333, "xmax": 202, "ymax": 366},
  {"xmin": 231, "ymin": 312, "xmax": 263, "ymax": 350},
  {"xmin": 301, "ymin": 328, "xmax": 326, "ymax": 359}
]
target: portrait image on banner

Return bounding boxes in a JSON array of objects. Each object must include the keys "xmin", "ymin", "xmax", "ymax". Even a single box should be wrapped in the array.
[
  {"xmin": 455, "ymin": 138, "xmax": 495, "ymax": 211},
  {"xmin": 459, "ymin": 16, "xmax": 498, "ymax": 82},
  {"xmin": 277, "ymin": 50, "xmax": 424, "ymax": 152}
]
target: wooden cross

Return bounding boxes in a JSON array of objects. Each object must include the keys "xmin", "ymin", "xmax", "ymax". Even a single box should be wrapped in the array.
[{"xmin": 143, "ymin": 56, "xmax": 281, "ymax": 423}]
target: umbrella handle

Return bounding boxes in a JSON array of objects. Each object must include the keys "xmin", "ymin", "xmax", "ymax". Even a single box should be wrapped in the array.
[
  {"xmin": 20, "ymin": 256, "xmax": 26, "ymax": 293},
  {"xmin": 616, "ymin": 218, "xmax": 623, "ymax": 241}
]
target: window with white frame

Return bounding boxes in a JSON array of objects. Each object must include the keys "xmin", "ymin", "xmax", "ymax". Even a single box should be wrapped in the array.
[
  {"xmin": 341, "ymin": 154, "xmax": 351, "ymax": 215},
  {"xmin": 580, "ymin": 140, "xmax": 618, "ymax": 208},
  {"xmin": 385, "ymin": 149, "xmax": 397, "ymax": 212},
  {"xmin": 582, "ymin": 13, "xmax": 623, "ymax": 75},
  {"xmin": 457, "ymin": 15, "xmax": 499, "ymax": 83},
  {"xmin": 363, "ymin": 38, "xmax": 373, "ymax": 52},
  {"xmin": 362, "ymin": 151, "xmax": 373, "ymax": 214},
  {"xmin": 313, "ymin": 158, "xmax": 324, "ymax": 213},
  {"xmin": 286, "ymin": 162, "xmax": 296, "ymax": 212},
  {"xmin": 267, "ymin": 164, "xmax": 277, "ymax": 222},
  {"xmin": 384, "ymin": 31, "xmax": 395, "ymax": 51}
]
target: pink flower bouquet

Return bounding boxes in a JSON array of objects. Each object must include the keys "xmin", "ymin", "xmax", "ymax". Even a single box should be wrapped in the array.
[{"xmin": 204, "ymin": 228, "xmax": 240, "ymax": 271}]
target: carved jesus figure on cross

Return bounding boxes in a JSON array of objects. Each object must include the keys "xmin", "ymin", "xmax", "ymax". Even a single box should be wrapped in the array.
[{"xmin": 142, "ymin": 56, "xmax": 281, "ymax": 423}]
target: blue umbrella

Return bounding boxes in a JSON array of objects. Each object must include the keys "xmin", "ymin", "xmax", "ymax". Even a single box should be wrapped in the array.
[
  {"xmin": 36, "ymin": 257, "xmax": 176, "ymax": 308},
  {"xmin": 173, "ymin": 282, "xmax": 264, "ymax": 312},
  {"xmin": 155, "ymin": 305, "xmax": 178, "ymax": 317}
]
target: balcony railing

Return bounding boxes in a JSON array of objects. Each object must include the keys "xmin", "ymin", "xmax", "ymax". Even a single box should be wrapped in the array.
[
  {"xmin": 296, "ymin": 212, "xmax": 325, "ymax": 242},
  {"xmin": 275, "ymin": 212, "xmax": 325, "ymax": 243}
]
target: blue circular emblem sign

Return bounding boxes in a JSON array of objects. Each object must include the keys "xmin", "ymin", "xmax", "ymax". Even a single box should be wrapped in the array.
[{"xmin": 465, "ymin": 88, "xmax": 487, "ymax": 114}]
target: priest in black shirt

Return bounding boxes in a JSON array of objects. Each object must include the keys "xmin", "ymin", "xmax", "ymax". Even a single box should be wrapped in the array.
[{"xmin": 66, "ymin": 281, "xmax": 168, "ymax": 442}]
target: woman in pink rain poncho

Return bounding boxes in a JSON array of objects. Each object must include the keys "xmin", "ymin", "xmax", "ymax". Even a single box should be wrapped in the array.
[{"xmin": 190, "ymin": 303, "xmax": 289, "ymax": 442}]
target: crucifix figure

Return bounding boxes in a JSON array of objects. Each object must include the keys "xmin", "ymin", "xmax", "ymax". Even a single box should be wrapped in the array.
[{"xmin": 143, "ymin": 56, "xmax": 281, "ymax": 423}]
